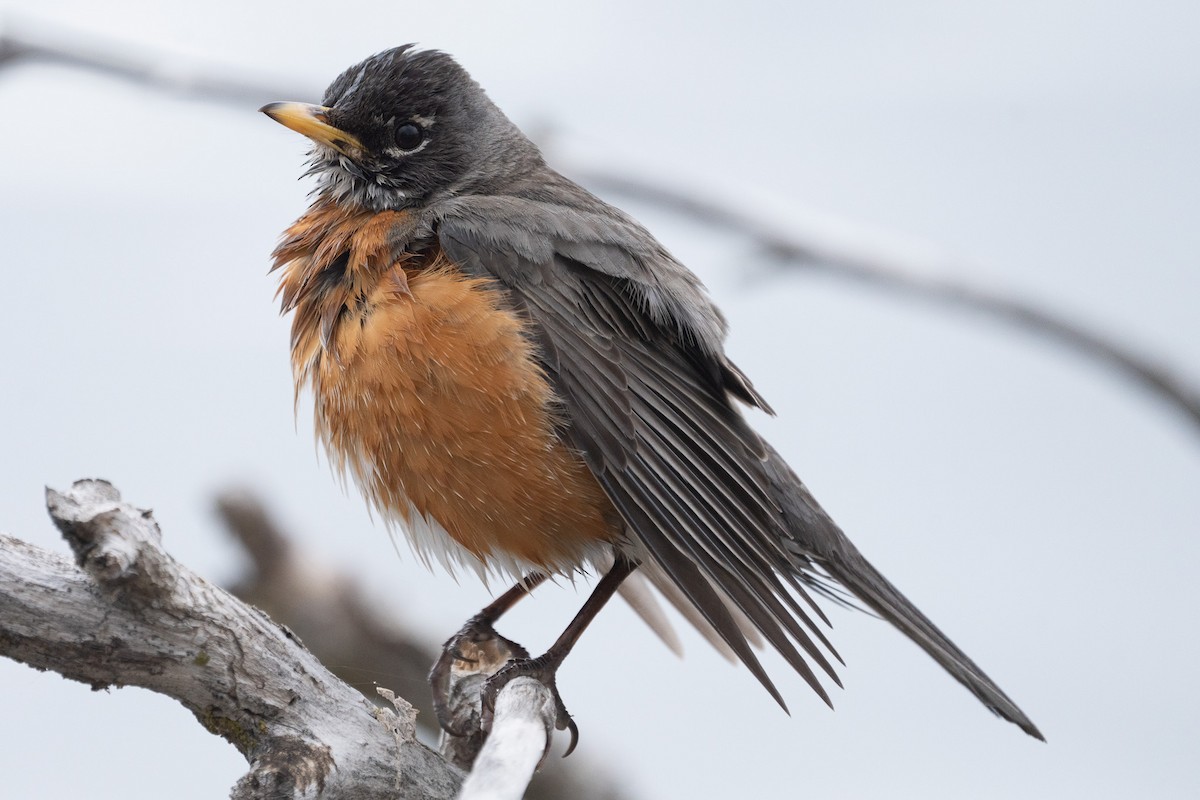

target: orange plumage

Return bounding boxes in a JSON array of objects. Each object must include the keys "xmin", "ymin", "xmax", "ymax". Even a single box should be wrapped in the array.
[{"xmin": 273, "ymin": 202, "xmax": 618, "ymax": 576}]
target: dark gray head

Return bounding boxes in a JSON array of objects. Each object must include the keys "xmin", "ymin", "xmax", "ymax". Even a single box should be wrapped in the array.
[{"xmin": 262, "ymin": 46, "xmax": 543, "ymax": 210}]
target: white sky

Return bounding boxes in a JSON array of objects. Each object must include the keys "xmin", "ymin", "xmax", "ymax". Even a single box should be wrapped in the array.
[{"xmin": 1, "ymin": 2, "xmax": 1198, "ymax": 798}]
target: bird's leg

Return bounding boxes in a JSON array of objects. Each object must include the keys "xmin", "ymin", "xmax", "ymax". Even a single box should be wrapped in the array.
[
  {"xmin": 481, "ymin": 556, "xmax": 639, "ymax": 757},
  {"xmin": 430, "ymin": 573, "xmax": 547, "ymax": 735}
]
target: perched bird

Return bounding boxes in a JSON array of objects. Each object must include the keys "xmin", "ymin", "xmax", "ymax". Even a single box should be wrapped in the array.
[{"xmin": 262, "ymin": 45, "xmax": 1042, "ymax": 751}]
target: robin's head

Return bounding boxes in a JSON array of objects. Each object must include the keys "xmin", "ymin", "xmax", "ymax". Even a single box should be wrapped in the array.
[{"xmin": 262, "ymin": 46, "xmax": 541, "ymax": 210}]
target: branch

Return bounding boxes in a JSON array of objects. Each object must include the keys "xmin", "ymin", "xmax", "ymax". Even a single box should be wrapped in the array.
[
  {"xmin": 214, "ymin": 488, "xmax": 631, "ymax": 800},
  {"xmin": 0, "ymin": 479, "xmax": 461, "ymax": 799},
  {"xmin": 0, "ymin": 15, "xmax": 308, "ymax": 104},
  {"xmin": 2, "ymin": 480, "xmax": 599, "ymax": 798}
]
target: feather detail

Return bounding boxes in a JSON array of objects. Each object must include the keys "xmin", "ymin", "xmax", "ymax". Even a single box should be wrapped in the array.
[{"xmin": 274, "ymin": 201, "xmax": 619, "ymax": 579}]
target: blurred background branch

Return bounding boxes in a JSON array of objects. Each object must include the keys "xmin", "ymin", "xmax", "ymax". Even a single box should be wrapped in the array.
[
  {"xmin": 570, "ymin": 170, "xmax": 1200, "ymax": 433},
  {"xmin": 2, "ymin": 14, "xmax": 1196, "ymax": 435},
  {"xmin": 0, "ymin": 15, "xmax": 311, "ymax": 103}
]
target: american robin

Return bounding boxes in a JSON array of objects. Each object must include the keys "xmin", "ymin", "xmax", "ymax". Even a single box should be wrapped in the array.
[{"xmin": 261, "ymin": 45, "xmax": 1042, "ymax": 751}]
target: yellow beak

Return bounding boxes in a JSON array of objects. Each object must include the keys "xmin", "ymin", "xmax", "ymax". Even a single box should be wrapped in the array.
[{"xmin": 260, "ymin": 102, "xmax": 364, "ymax": 156}]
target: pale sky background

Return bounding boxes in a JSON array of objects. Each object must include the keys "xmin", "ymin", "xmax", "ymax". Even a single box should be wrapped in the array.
[{"xmin": 1, "ymin": 2, "xmax": 1198, "ymax": 798}]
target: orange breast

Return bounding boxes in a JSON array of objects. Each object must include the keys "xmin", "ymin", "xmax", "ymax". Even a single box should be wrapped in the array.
[{"xmin": 276, "ymin": 204, "xmax": 618, "ymax": 576}]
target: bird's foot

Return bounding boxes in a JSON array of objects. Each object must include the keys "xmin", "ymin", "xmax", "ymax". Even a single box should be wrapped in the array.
[
  {"xmin": 429, "ymin": 615, "xmax": 530, "ymax": 737},
  {"xmin": 482, "ymin": 655, "xmax": 579, "ymax": 757}
]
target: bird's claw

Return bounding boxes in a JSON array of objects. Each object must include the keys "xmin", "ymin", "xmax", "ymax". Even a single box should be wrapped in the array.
[
  {"xmin": 481, "ymin": 656, "xmax": 580, "ymax": 757},
  {"xmin": 429, "ymin": 615, "xmax": 530, "ymax": 737}
]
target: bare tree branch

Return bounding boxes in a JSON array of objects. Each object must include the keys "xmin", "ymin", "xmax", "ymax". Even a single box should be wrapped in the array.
[
  {"xmin": 1, "ymin": 16, "xmax": 1193, "ymax": 436},
  {"xmin": 0, "ymin": 479, "xmax": 462, "ymax": 799},
  {"xmin": 214, "ymin": 488, "xmax": 630, "ymax": 800},
  {"xmin": 1, "ymin": 479, "xmax": 614, "ymax": 799},
  {"xmin": 0, "ymin": 15, "xmax": 307, "ymax": 104}
]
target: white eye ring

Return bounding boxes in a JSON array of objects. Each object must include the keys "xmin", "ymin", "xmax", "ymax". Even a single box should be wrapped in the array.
[{"xmin": 386, "ymin": 121, "xmax": 429, "ymax": 156}]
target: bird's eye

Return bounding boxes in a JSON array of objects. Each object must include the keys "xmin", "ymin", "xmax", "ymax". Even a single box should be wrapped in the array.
[{"xmin": 394, "ymin": 123, "xmax": 425, "ymax": 151}]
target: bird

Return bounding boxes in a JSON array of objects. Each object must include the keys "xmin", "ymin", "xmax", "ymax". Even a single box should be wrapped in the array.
[{"xmin": 261, "ymin": 44, "xmax": 1043, "ymax": 752}]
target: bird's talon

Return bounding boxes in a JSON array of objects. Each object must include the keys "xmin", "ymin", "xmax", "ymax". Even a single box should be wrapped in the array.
[
  {"xmin": 562, "ymin": 718, "xmax": 579, "ymax": 758},
  {"xmin": 481, "ymin": 657, "xmax": 579, "ymax": 757},
  {"xmin": 429, "ymin": 617, "xmax": 530, "ymax": 736}
]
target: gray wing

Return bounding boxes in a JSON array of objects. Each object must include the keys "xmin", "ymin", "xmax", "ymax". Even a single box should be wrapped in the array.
[
  {"xmin": 436, "ymin": 192, "xmax": 842, "ymax": 708},
  {"xmin": 436, "ymin": 187, "xmax": 1042, "ymax": 739}
]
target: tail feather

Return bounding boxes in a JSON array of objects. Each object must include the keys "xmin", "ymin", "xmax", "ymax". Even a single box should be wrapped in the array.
[
  {"xmin": 605, "ymin": 547, "xmax": 765, "ymax": 664},
  {"xmin": 638, "ymin": 557, "xmax": 767, "ymax": 663},
  {"xmin": 616, "ymin": 570, "xmax": 685, "ymax": 658},
  {"xmin": 762, "ymin": 443, "xmax": 1043, "ymax": 740},
  {"xmin": 823, "ymin": 551, "xmax": 1044, "ymax": 740}
]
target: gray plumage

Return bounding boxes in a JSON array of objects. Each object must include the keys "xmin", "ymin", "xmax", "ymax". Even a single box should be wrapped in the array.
[{"xmin": 303, "ymin": 45, "xmax": 1043, "ymax": 740}]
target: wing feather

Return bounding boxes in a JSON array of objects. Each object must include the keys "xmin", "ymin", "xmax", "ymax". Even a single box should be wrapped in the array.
[{"xmin": 439, "ymin": 209, "xmax": 841, "ymax": 707}]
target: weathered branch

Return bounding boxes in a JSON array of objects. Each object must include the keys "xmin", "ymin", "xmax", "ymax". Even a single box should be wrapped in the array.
[
  {"xmin": 215, "ymin": 488, "xmax": 629, "ymax": 800},
  {"xmin": 1, "ymin": 479, "xmax": 609, "ymax": 798},
  {"xmin": 0, "ymin": 480, "xmax": 461, "ymax": 799},
  {"xmin": 216, "ymin": 488, "xmax": 439, "ymax": 723},
  {"xmin": 1, "ymin": 16, "xmax": 1194, "ymax": 437}
]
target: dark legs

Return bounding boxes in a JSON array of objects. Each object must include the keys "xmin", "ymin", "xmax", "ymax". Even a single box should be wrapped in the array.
[
  {"xmin": 473, "ymin": 573, "xmax": 550, "ymax": 625},
  {"xmin": 430, "ymin": 558, "xmax": 638, "ymax": 756},
  {"xmin": 497, "ymin": 556, "xmax": 637, "ymax": 684},
  {"xmin": 486, "ymin": 555, "xmax": 637, "ymax": 754}
]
